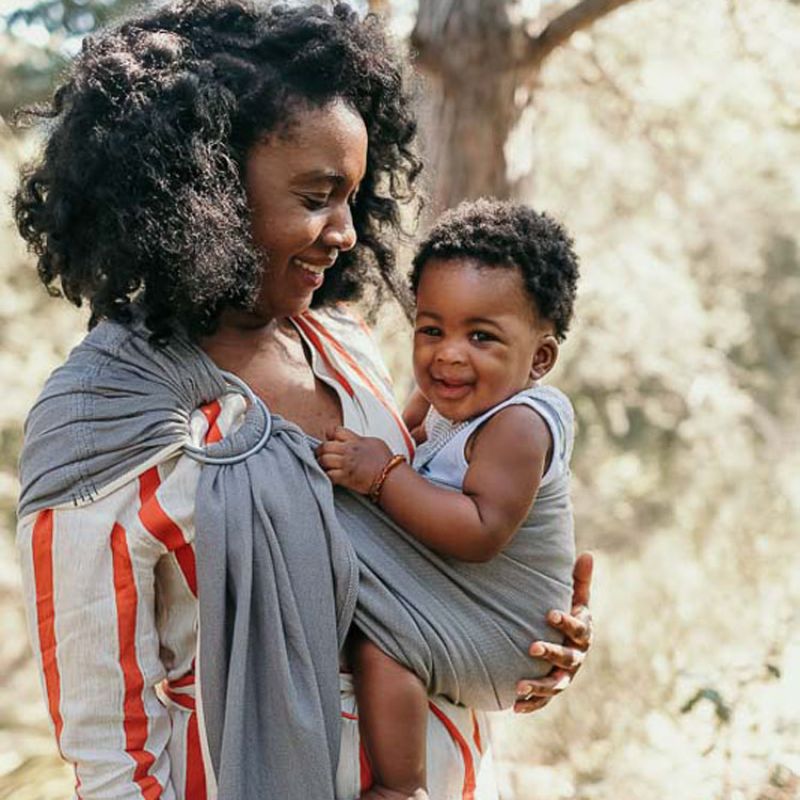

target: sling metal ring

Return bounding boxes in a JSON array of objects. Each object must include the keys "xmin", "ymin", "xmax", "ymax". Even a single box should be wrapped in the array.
[{"xmin": 183, "ymin": 370, "xmax": 272, "ymax": 465}]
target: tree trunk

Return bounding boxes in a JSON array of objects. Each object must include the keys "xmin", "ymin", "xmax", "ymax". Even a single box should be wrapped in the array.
[
  {"xmin": 411, "ymin": 0, "xmax": 640, "ymax": 216},
  {"xmin": 412, "ymin": 0, "xmax": 526, "ymax": 214},
  {"xmin": 415, "ymin": 65, "xmax": 525, "ymax": 213}
]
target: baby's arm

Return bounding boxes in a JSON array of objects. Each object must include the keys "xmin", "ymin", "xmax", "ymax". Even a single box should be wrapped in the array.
[{"xmin": 315, "ymin": 405, "xmax": 551, "ymax": 562}]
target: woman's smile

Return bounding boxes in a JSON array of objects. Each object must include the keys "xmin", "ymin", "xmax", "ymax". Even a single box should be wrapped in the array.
[{"xmin": 292, "ymin": 256, "xmax": 338, "ymax": 289}]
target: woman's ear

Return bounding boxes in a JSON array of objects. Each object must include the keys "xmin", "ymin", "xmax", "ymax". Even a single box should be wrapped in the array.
[{"xmin": 530, "ymin": 334, "xmax": 559, "ymax": 381}]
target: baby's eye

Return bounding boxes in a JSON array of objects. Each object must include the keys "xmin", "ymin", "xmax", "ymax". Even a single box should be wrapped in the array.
[
  {"xmin": 416, "ymin": 326, "xmax": 442, "ymax": 337},
  {"xmin": 470, "ymin": 330, "xmax": 497, "ymax": 343}
]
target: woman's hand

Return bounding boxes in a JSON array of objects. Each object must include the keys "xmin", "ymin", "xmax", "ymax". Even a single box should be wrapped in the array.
[
  {"xmin": 514, "ymin": 552, "xmax": 594, "ymax": 714},
  {"xmin": 315, "ymin": 426, "xmax": 394, "ymax": 494}
]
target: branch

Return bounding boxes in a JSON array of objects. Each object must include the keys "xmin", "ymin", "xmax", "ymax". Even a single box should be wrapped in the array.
[{"xmin": 520, "ymin": 0, "xmax": 641, "ymax": 70}]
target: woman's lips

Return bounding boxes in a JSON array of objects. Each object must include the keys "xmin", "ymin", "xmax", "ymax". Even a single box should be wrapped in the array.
[{"xmin": 293, "ymin": 257, "xmax": 333, "ymax": 289}]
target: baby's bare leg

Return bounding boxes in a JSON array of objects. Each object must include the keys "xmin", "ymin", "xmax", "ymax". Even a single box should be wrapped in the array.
[{"xmin": 351, "ymin": 632, "xmax": 429, "ymax": 800}]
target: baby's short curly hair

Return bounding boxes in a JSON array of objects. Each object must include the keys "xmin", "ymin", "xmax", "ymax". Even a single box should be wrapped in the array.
[
  {"xmin": 14, "ymin": 0, "xmax": 420, "ymax": 341},
  {"xmin": 410, "ymin": 199, "xmax": 579, "ymax": 341}
]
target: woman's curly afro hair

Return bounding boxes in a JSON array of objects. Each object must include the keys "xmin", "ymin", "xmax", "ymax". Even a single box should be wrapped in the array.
[
  {"xmin": 410, "ymin": 199, "xmax": 579, "ymax": 341},
  {"xmin": 14, "ymin": 0, "xmax": 421, "ymax": 341}
]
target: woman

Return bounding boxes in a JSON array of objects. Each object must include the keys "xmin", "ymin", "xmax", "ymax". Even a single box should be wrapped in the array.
[{"xmin": 14, "ymin": 2, "xmax": 592, "ymax": 798}]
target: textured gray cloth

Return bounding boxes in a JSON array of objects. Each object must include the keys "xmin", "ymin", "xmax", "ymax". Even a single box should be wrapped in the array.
[{"xmin": 18, "ymin": 318, "xmax": 574, "ymax": 799}]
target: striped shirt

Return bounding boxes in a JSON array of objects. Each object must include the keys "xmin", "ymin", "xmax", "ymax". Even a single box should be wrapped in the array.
[{"xmin": 17, "ymin": 306, "xmax": 498, "ymax": 800}]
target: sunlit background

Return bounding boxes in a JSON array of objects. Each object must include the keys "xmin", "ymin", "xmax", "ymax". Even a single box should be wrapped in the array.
[{"xmin": 1, "ymin": 1, "xmax": 799, "ymax": 798}]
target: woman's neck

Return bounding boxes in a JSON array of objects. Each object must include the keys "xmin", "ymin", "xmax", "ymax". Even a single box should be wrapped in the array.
[
  {"xmin": 198, "ymin": 308, "xmax": 345, "ymax": 437},
  {"xmin": 201, "ymin": 310, "xmax": 292, "ymax": 352}
]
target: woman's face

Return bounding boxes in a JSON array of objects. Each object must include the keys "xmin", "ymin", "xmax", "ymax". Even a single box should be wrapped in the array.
[{"xmin": 243, "ymin": 99, "xmax": 368, "ymax": 322}]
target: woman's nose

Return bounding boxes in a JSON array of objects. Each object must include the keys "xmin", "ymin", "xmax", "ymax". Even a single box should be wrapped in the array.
[{"xmin": 322, "ymin": 203, "xmax": 357, "ymax": 252}]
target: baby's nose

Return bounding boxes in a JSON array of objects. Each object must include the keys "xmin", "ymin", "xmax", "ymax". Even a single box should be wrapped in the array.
[{"xmin": 435, "ymin": 343, "xmax": 467, "ymax": 364}]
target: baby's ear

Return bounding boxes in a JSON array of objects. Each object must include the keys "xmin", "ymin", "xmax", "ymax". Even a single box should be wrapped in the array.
[{"xmin": 530, "ymin": 334, "xmax": 559, "ymax": 381}]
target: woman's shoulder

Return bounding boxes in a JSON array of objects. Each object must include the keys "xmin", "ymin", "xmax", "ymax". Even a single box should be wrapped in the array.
[{"xmin": 303, "ymin": 304, "xmax": 395, "ymax": 391}]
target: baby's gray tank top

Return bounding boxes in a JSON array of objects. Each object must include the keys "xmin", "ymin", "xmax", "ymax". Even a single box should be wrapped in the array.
[{"xmin": 413, "ymin": 385, "xmax": 576, "ymax": 663}]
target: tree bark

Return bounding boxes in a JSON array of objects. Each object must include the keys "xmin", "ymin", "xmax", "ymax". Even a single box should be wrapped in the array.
[
  {"xmin": 367, "ymin": 0, "xmax": 390, "ymax": 16},
  {"xmin": 411, "ymin": 0, "xmax": 528, "ymax": 213},
  {"xmin": 411, "ymin": 0, "xmax": 640, "ymax": 215}
]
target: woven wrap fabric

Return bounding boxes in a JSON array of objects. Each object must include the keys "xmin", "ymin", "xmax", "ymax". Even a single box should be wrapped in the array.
[{"xmin": 18, "ymin": 319, "xmax": 573, "ymax": 799}]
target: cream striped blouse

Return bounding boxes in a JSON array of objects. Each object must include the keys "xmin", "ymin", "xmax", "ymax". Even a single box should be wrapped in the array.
[{"xmin": 17, "ymin": 305, "xmax": 498, "ymax": 800}]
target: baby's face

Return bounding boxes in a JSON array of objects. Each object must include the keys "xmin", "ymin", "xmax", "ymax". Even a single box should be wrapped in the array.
[{"xmin": 413, "ymin": 257, "xmax": 556, "ymax": 422}]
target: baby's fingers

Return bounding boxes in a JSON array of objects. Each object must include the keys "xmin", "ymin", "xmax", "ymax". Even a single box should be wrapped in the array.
[
  {"xmin": 330, "ymin": 426, "xmax": 358, "ymax": 443},
  {"xmin": 316, "ymin": 452, "xmax": 344, "ymax": 472},
  {"xmin": 324, "ymin": 469, "xmax": 347, "ymax": 486},
  {"xmin": 315, "ymin": 440, "xmax": 345, "ymax": 457}
]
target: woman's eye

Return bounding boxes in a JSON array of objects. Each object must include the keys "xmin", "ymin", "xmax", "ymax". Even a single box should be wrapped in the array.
[
  {"xmin": 470, "ymin": 330, "xmax": 496, "ymax": 343},
  {"xmin": 301, "ymin": 194, "xmax": 329, "ymax": 210}
]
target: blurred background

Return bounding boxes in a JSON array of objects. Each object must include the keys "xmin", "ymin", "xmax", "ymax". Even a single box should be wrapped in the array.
[{"xmin": 1, "ymin": 0, "xmax": 799, "ymax": 798}]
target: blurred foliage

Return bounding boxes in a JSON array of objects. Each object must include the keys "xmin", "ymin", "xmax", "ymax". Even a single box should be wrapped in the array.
[
  {"xmin": 0, "ymin": 0, "xmax": 139, "ymax": 116},
  {"xmin": 7, "ymin": 0, "xmax": 131, "ymax": 33},
  {"xmin": 1, "ymin": 0, "xmax": 800, "ymax": 798}
]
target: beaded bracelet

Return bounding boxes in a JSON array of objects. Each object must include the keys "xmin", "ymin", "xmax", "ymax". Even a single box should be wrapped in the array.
[{"xmin": 368, "ymin": 454, "xmax": 407, "ymax": 504}]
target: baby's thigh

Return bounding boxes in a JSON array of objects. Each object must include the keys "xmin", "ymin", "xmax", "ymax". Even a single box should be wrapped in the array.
[{"xmin": 336, "ymin": 676, "xmax": 497, "ymax": 800}]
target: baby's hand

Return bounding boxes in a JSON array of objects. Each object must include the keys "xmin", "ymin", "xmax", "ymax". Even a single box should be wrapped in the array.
[{"xmin": 315, "ymin": 427, "xmax": 394, "ymax": 495}]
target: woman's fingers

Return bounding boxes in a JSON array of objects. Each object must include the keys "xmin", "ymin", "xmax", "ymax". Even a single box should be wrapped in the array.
[
  {"xmin": 547, "ymin": 607, "xmax": 592, "ymax": 650},
  {"xmin": 516, "ymin": 668, "xmax": 573, "ymax": 700},
  {"xmin": 529, "ymin": 639, "xmax": 587, "ymax": 670},
  {"xmin": 513, "ymin": 695, "xmax": 552, "ymax": 714},
  {"xmin": 571, "ymin": 551, "xmax": 593, "ymax": 609},
  {"xmin": 515, "ymin": 554, "xmax": 594, "ymax": 716}
]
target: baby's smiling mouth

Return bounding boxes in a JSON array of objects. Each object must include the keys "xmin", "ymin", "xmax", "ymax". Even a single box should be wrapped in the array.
[{"xmin": 430, "ymin": 376, "xmax": 474, "ymax": 398}]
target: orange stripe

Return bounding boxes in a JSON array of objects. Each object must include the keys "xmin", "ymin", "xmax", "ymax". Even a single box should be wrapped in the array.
[
  {"xmin": 351, "ymin": 309, "xmax": 375, "ymax": 340},
  {"xmin": 470, "ymin": 710, "xmax": 483, "ymax": 754},
  {"xmin": 292, "ymin": 315, "xmax": 355, "ymax": 398},
  {"xmin": 186, "ymin": 711, "xmax": 208, "ymax": 799},
  {"xmin": 339, "ymin": 709, "xmax": 372, "ymax": 789},
  {"xmin": 138, "ymin": 468, "xmax": 197, "ymax": 596},
  {"xmin": 173, "ymin": 545, "xmax": 198, "ymax": 597},
  {"xmin": 359, "ymin": 743, "xmax": 373, "ymax": 793},
  {"xmin": 429, "ymin": 702, "xmax": 476, "ymax": 800},
  {"xmin": 302, "ymin": 313, "xmax": 415, "ymax": 459},
  {"xmin": 199, "ymin": 400, "xmax": 223, "ymax": 444},
  {"xmin": 347, "ymin": 309, "xmax": 394, "ymax": 386},
  {"xmin": 32, "ymin": 510, "xmax": 64, "ymax": 754},
  {"xmin": 163, "ymin": 686, "xmax": 195, "ymax": 711},
  {"xmin": 168, "ymin": 672, "xmax": 195, "ymax": 689},
  {"xmin": 111, "ymin": 523, "xmax": 163, "ymax": 799}
]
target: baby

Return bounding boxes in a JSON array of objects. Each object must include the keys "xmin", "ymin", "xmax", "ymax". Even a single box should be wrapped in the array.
[{"xmin": 316, "ymin": 198, "xmax": 579, "ymax": 800}]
